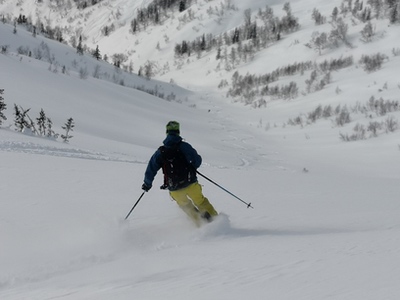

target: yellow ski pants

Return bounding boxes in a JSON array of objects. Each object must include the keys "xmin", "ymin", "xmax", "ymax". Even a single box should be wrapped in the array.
[{"xmin": 170, "ymin": 182, "xmax": 218, "ymax": 224}]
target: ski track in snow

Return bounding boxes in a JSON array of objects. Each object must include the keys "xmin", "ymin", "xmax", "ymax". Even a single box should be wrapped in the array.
[
  {"xmin": 0, "ymin": 214, "xmax": 240, "ymax": 291},
  {"xmin": 0, "ymin": 254, "xmax": 115, "ymax": 290},
  {"xmin": 206, "ymin": 108, "xmax": 285, "ymax": 170},
  {"xmin": 0, "ymin": 140, "xmax": 141, "ymax": 164}
]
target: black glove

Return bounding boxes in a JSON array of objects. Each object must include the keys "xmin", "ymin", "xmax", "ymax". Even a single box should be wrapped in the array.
[{"xmin": 142, "ymin": 183, "xmax": 151, "ymax": 192}]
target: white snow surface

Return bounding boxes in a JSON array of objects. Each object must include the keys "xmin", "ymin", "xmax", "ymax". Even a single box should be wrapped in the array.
[{"xmin": 1, "ymin": 0, "xmax": 400, "ymax": 299}]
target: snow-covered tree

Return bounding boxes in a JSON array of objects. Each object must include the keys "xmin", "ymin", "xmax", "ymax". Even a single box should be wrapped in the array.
[
  {"xmin": 360, "ymin": 21, "xmax": 375, "ymax": 43},
  {"xmin": 76, "ymin": 35, "xmax": 84, "ymax": 55},
  {"xmin": 144, "ymin": 60, "xmax": 156, "ymax": 79},
  {"xmin": 389, "ymin": 4, "xmax": 399, "ymax": 24},
  {"xmin": 46, "ymin": 117, "xmax": 59, "ymax": 139},
  {"xmin": 36, "ymin": 109, "xmax": 47, "ymax": 136},
  {"xmin": 308, "ymin": 31, "xmax": 328, "ymax": 55},
  {"xmin": 13, "ymin": 105, "xmax": 34, "ymax": 133},
  {"xmin": 93, "ymin": 45, "xmax": 101, "ymax": 60},
  {"xmin": 312, "ymin": 8, "xmax": 326, "ymax": 25},
  {"xmin": 0, "ymin": 89, "xmax": 6, "ymax": 126},
  {"xmin": 61, "ymin": 117, "xmax": 75, "ymax": 143},
  {"xmin": 179, "ymin": 0, "xmax": 186, "ymax": 12},
  {"xmin": 329, "ymin": 17, "xmax": 349, "ymax": 47}
]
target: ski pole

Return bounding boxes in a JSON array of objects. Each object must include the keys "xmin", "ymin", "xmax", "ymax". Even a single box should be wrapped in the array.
[
  {"xmin": 124, "ymin": 191, "xmax": 145, "ymax": 220},
  {"xmin": 196, "ymin": 170, "xmax": 253, "ymax": 209}
]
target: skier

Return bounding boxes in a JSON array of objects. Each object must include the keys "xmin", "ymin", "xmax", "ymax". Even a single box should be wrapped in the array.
[{"xmin": 142, "ymin": 121, "xmax": 218, "ymax": 226}]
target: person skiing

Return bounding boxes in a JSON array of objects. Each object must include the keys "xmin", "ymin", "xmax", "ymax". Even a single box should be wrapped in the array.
[{"xmin": 142, "ymin": 121, "xmax": 218, "ymax": 226}]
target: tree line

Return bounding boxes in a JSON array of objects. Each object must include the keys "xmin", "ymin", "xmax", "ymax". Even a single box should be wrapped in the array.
[
  {"xmin": 174, "ymin": 3, "xmax": 299, "ymax": 58},
  {"xmin": 130, "ymin": 0, "xmax": 191, "ymax": 34},
  {"xmin": 0, "ymin": 89, "xmax": 74, "ymax": 143}
]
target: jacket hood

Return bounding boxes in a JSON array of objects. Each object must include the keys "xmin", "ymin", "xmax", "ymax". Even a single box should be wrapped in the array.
[{"xmin": 163, "ymin": 134, "xmax": 182, "ymax": 148}]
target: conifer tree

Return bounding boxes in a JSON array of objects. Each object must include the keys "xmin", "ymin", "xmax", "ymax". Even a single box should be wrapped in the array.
[
  {"xmin": 13, "ymin": 104, "xmax": 30, "ymax": 132},
  {"xmin": 36, "ymin": 108, "xmax": 47, "ymax": 136},
  {"xmin": 179, "ymin": 0, "xmax": 186, "ymax": 12},
  {"xmin": 130, "ymin": 18, "xmax": 138, "ymax": 33},
  {"xmin": 76, "ymin": 36, "xmax": 84, "ymax": 55},
  {"xmin": 46, "ymin": 117, "xmax": 58, "ymax": 139},
  {"xmin": 0, "ymin": 89, "xmax": 6, "ymax": 126},
  {"xmin": 93, "ymin": 45, "xmax": 101, "ymax": 60},
  {"xmin": 389, "ymin": 5, "xmax": 399, "ymax": 24},
  {"xmin": 61, "ymin": 117, "xmax": 75, "ymax": 143}
]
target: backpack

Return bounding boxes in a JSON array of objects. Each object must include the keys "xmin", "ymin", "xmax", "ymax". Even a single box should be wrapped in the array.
[{"xmin": 159, "ymin": 143, "xmax": 195, "ymax": 190}]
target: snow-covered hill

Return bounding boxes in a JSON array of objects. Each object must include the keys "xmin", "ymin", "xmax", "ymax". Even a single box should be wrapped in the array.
[{"xmin": 1, "ymin": 0, "xmax": 400, "ymax": 299}]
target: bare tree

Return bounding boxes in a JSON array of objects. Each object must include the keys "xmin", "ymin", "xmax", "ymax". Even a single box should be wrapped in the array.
[
  {"xmin": 360, "ymin": 21, "xmax": 375, "ymax": 43},
  {"xmin": 307, "ymin": 31, "xmax": 328, "ymax": 55}
]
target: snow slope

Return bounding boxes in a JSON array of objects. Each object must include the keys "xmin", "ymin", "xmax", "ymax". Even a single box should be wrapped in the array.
[{"xmin": 1, "ymin": 0, "xmax": 400, "ymax": 299}]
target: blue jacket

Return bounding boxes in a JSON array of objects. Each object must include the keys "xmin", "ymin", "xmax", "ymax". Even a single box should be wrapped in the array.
[{"xmin": 144, "ymin": 134, "xmax": 202, "ymax": 190}]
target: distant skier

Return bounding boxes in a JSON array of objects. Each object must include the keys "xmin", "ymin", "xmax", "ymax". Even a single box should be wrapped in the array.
[{"xmin": 142, "ymin": 121, "xmax": 218, "ymax": 226}]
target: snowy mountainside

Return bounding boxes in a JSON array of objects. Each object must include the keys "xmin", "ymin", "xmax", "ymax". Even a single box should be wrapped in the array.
[
  {"xmin": 0, "ymin": 0, "xmax": 363, "ymax": 87},
  {"xmin": 1, "ymin": 1, "xmax": 400, "ymax": 300},
  {"xmin": 2, "ymin": 0, "xmax": 400, "ymax": 111}
]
